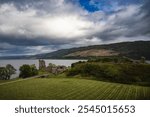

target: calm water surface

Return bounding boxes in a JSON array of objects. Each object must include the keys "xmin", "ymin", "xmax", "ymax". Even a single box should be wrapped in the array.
[{"xmin": 0, "ymin": 59, "xmax": 86, "ymax": 78}]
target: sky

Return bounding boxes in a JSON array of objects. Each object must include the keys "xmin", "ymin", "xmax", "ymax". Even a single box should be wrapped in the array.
[{"xmin": 0, "ymin": 0, "xmax": 150, "ymax": 56}]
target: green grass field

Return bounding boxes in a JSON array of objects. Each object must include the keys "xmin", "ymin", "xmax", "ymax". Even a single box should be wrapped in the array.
[{"xmin": 0, "ymin": 77, "xmax": 150, "ymax": 100}]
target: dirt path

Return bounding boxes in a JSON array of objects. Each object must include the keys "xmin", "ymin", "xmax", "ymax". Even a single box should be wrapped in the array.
[{"xmin": 0, "ymin": 74, "xmax": 49, "ymax": 86}]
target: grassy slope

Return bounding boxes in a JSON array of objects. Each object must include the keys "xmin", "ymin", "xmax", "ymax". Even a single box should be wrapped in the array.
[{"xmin": 0, "ymin": 78, "xmax": 149, "ymax": 100}]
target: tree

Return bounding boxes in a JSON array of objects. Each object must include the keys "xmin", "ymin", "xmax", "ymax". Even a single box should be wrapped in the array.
[
  {"xmin": 6, "ymin": 64, "xmax": 16, "ymax": 79},
  {"xmin": 19, "ymin": 65, "xmax": 31, "ymax": 78},
  {"xmin": 19, "ymin": 64, "xmax": 38, "ymax": 78},
  {"xmin": 0, "ymin": 64, "xmax": 16, "ymax": 80},
  {"xmin": 0, "ymin": 67, "xmax": 8, "ymax": 80},
  {"xmin": 30, "ymin": 64, "xmax": 38, "ymax": 76}
]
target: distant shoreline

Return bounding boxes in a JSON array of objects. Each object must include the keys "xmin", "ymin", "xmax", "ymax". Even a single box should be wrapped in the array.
[{"xmin": 0, "ymin": 59, "xmax": 87, "ymax": 79}]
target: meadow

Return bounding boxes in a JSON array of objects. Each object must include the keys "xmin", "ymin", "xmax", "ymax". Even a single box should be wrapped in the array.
[{"xmin": 0, "ymin": 77, "xmax": 149, "ymax": 100}]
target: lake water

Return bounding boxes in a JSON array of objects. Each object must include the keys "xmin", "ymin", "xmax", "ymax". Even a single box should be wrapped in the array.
[
  {"xmin": 0, "ymin": 59, "xmax": 86, "ymax": 79},
  {"xmin": 0, "ymin": 59, "xmax": 149, "ymax": 79}
]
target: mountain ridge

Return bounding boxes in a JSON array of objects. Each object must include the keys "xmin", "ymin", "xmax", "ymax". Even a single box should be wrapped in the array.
[{"xmin": 1, "ymin": 40, "xmax": 150, "ymax": 60}]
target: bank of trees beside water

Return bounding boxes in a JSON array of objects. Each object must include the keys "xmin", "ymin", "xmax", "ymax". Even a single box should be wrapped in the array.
[
  {"xmin": 0, "ymin": 64, "xmax": 38, "ymax": 80},
  {"xmin": 67, "ymin": 57, "xmax": 150, "ymax": 85}
]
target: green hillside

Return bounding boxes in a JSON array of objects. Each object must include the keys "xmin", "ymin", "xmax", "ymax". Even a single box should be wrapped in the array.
[{"xmin": 0, "ymin": 78, "xmax": 149, "ymax": 100}]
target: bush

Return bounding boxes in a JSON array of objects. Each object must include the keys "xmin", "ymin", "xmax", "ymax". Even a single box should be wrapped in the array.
[
  {"xmin": 71, "ymin": 61, "xmax": 86, "ymax": 68},
  {"xmin": 67, "ymin": 68, "xmax": 81, "ymax": 76},
  {"xmin": 67, "ymin": 62, "xmax": 150, "ymax": 84},
  {"xmin": 88, "ymin": 57, "xmax": 133, "ymax": 63},
  {"xmin": 30, "ymin": 65, "xmax": 38, "ymax": 76},
  {"xmin": 19, "ymin": 64, "xmax": 38, "ymax": 78},
  {"xmin": 119, "ymin": 64, "xmax": 150, "ymax": 82}
]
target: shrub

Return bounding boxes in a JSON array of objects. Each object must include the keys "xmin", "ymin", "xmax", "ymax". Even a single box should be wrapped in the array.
[
  {"xmin": 88, "ymin": 57, "xmax": 133, "ymax": 63},
  {"xmin": 71, "ymin": 61, "xmax": 86, "ymax": 68},
  {"xmin": 30, "ymin": 65, "xmax": 38, "ymax": 76},
  {"xmin": 66, "ymin": 68, "xmax": 81, "ymax": 76},
  {"xmin": 19, "ymin": 64, "xmax": 38, "ymax": 78},
  {"xmin": 67, "ymin": 62, "xmax": 150, "ymax": 84}
]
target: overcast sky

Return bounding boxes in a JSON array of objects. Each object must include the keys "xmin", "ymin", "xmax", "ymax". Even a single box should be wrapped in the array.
[{"xmin": 0, "ymin": 0, "xmax": 150, "ymax": 56}]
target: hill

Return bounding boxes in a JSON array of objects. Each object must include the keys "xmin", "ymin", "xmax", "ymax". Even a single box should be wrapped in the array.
[
  {"xmin": 34, "ymin": 41, "xmax": 150, "ymax": 60},
  {"xmin": 1, "ymin": 41, "xmax": 150, "ymax": 60}
]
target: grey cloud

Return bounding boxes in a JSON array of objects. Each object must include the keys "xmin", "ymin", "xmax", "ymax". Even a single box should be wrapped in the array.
[
  {"xmin": 0, "ymin": 0, "xmax": 150, "ymax": 56},
  {"xmin": 0, "ymin": 43, "xmax": 58, "ymax": 56},
  {"xmin": 0, "ymin": 34, "xmax": 76, "ymax": 47},
  {"xmin": 85, "ymin": 4, "xmax": 150, "ymax": 42}
]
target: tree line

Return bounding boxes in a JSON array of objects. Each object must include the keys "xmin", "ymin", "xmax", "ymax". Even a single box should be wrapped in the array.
[{"xmin": 0, "ymin": 64, "xmax": 38, "ymax": 80}]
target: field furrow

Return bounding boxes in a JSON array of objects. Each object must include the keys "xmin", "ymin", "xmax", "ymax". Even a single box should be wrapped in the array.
[{"xmin": 0, "ymin": 78, "xmax": 149, "ymax": 100}]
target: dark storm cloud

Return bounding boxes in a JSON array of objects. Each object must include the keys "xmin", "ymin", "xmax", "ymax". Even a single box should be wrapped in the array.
[
  {"xmin": 0, "ymin": 42, "xmax": 60, "ymax": 56},
  {"xmin": 0, "ymin": 35, "xmax": 46, "ymax": 46},
  {"xmin": 0, "ymin": 34, "xmax": 73, "ymax": 46}
]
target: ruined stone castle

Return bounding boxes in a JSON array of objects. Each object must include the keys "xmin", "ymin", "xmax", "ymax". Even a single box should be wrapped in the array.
[{"xmin": 39, "ymin": 59, "xmax": 67, "ymax": 74}]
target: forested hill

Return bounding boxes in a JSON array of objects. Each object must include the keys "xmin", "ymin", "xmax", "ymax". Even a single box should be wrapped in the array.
[{"xmin": 1, "ymin": 41, "xmax": 150, "ymax": 60}]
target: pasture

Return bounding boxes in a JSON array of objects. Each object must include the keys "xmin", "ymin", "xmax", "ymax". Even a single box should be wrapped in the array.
[{"xmin": 0, "ymin": 78, "xmax": 149, "ymax": 100}]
